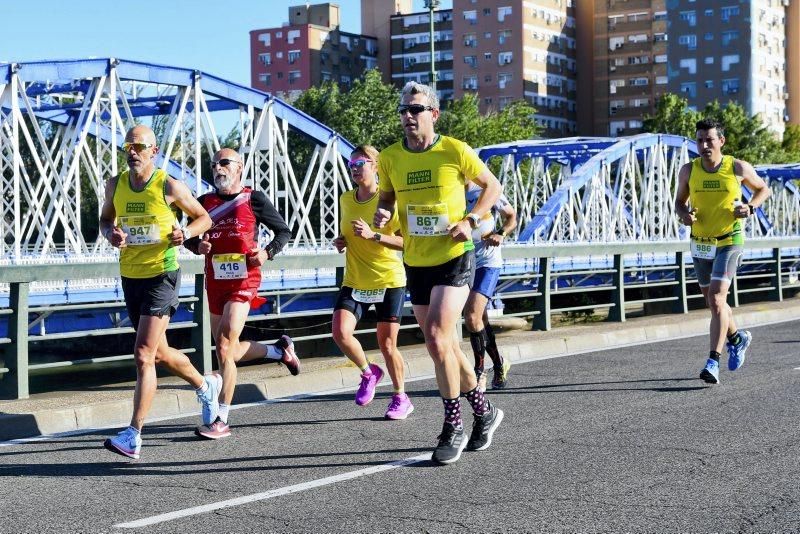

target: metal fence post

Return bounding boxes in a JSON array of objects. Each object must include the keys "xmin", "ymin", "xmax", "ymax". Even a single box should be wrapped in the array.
[
  {"xmin": 190, "ymin": 273, "xmax": 212, "ymax": 374},
  {"xmin": 727, "ymin": 274, "xmax": 740, "ymax": 308},
  {"xmin": 608, "ymin": 253, "xmax": 626, "ymax": 322},
  {"xmin": 7, "ymin": 282, "xmax": 30, "ymax": 399},
  {"xmin": 771, "ymin": 247, "xmax": 784, "ymax": 302},
  {"xmin": 533, "ymin": 257, "xmax": 551, "ymax": 331},
  {"xmin": 673, "ymin": 251, "xmax": 689, "ymax": 314}
]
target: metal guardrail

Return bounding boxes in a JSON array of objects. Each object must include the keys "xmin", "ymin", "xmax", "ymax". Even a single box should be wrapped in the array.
[{"xmin": 1, "ymin": 238, "xmax": 799, "ymax": 399}]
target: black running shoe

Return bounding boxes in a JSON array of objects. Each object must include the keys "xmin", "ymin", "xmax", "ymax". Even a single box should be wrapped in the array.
[
  {"xmin": 432, "ymin": 422, "xmax": 467, "ymax": 465},
  {"xmin": 466, "ymin": 402, "xmax": 505, "ymax": 451}
]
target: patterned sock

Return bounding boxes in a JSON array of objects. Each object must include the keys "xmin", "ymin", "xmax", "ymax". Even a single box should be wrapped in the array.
[
  {"xmin": 469, "ymin": 330, "xmax": 488, "ymax": 373},
  {"xmin": 442, "ymin": 397, "xmax": 463, "ymax": 428},
  {"xmin": 463, "ymin": 386, "xmax": 489, "ymax": 416},
  {"xmin": 727, "ymin": 331, "xmax": 741, "ymax": 346},
  {"xmin": 484, "ymin": 322, "xmax": 503, "ymax": 369},
  {"xmin": 218, "ymin": 403, "xmax": 230, "ymax": 424},
  {"xmin": 709, "ymin": 351, "xmax": 721, "ymax": 363}
]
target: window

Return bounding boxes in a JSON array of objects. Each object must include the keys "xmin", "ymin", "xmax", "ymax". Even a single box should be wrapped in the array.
[
  {"xmin": 484, "ymin": 74, "xmax": 492, "ymax": 83},
  {"xmin": 340, "ymin": 75, "xmax": 351, "ymax": 85},
  {"xmin": 498, "ymin": 30, "xmax": 512, "ymax": 45},
  {"xmin": 287, "ymin": 29, "xmax": 301, "ymax": 44},
  {"xmin": 484, "ymin": 32, "xmax": 492, "ymax": 39},
  {"xmin": 484, "ymin": 97, "xmax": 493, "ymax": 105},
  {"xmin": 721, "ymin": 31, "xmax": 739, "ymax": 46},
  {"xmin": 258, "ymin": 33, "xmax": 271, "ymax": 46},
  {"xmin": 288, "ymin": 71, "xmax": 301, "ymax": 84},
  {"xmin": 680, "ymin": 82, "xmax": 697, "ymax": 97},
  {"xmin": 653, "ymin": 11, "xmax": 667, "ymax": 21},
  {"xmin": 321, "ymin": 71, "xmax": 331, "ymax": 82},
  {"xmin": 632, "ymin": 77, "xmax": 649, "ymax": 86},
  {"xmin": 678, "ymin": 34, "xmax": 697, "ymax": 49},
  {"xmin": 722, "ymin": 78, "xmax": 740, "ymax": 94},
  {"xmin": 705, "ymin": 9, "xmax": 714, "ymax": 16},
  {"xmin": 722, "ymin": 54, "xmax": 740, "ymax": 71},
  {"xmin": 258, "ymin": 53, "xmax": 272, "ymax": 66},
  {"xmin": 721, "ymin": 6, "xmax": 740, "ymax": 22},
  {"xmin": 705, "ymin": 56, "xmax": 715, "ymax": 65},
  {"xmin": 464, "ymin": 55, "xmax": 478, "ymax": 68},
  {"xmin": 499, "ymin": 96, "xmax": 513, "ymax": 110},
  {"xmin": 483, "ymin": 7, "xmax": 491, "ymax": 15},
  {"xmin": 609, "ymin": 36, "xmax": 625, "ymax": 50},
  {"xmin": 679, "ymin": 58, "xmax": 697, "ymax": 74},
  {"xmin": 654, "ymin": 54, "xmax": 667, "ymax": 63},
  {"xmin": 654, "ymin": 33, "xmax": 668, "ymax": 42},
  {"xmin": 484, "ymin": 52, "xmax": 492, "ymax": 60},
  {"xmin": 629, "ymin": 120, "xmax": 643, "ymax": 129},
  {"xmin": 498, "ymin": 51, "xmax": 513, "ymax": 65},
  {"xmin": 463, "ymin": 10, "xmax": 477, "ymax": 24},
  {"xmin": 463, "ymin": 75, "xmax": 478, "ymax": 90},
  {"xmin": 704, "ymin": 32, "xmax": 713, "ymax": 41},
  {"xmin": 258, "ymin": 73, "xmax": 271, "ymax": 86},
  {"xmin": 632, "ymin": 98, "xmax": 649, "ymax": 108},
  {"xmin": 498, "ymin": 73, "xmax": 512, "ymax": 89},
  {"xmin": 705, "ymin": 80, "xmax": 714, "ymax": 88},
  {"xmin": 655, "ymin": 76, "xmax": 668, "ymax": 85},
  {"xmin": 276, "ymin": 51, "xmax": 283, "ymax": 59},
  {"xmin": 680, "ymin": 11, "xmax": 697, "ymax": 26},
  {"xmin": 498, "ymin": 6, "xmax": 512, "ymax": 22},
  {"xmin": 288, "ymin": 50, "xmax": 301, "ymax": 64},
  {"xmin": 464, "ymin": 33, "xmax": 477, "ymax": 47}
]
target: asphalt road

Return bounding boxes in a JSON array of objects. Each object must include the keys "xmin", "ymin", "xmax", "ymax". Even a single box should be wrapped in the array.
[{"xmin": 1, "ymin": 321, "xmax": 798, "ymax": 533}]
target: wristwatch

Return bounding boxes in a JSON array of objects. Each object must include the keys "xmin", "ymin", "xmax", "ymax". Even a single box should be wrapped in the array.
[
  {"xmin": 466, "ymin": 213, "xmax": 481, "ymax": 229},
  {"xmin": 747, "ymin": 204, "xmax": 755, "ymax": 215},
  {"xmin": 372, "ymin": 233, "xmax": 381, "ymax": 242},
  {"xmin": 496, "ymin": 229, "xmax": 506, "ymax": 237}
]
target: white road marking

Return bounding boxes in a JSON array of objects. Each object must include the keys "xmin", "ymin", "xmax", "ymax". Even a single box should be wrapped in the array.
[{"xmin": 114, "ymin": 453, "xmax": 431, "ymax": 529}]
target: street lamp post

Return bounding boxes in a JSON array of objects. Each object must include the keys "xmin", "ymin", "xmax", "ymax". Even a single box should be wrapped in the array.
[{"xmin": 424, "ymin": 0, "xmax": 440, "ymax": 92}]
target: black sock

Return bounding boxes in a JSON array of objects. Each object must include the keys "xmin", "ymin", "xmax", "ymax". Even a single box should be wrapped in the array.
[
  {"xmin": 727, "ymin": 331, "xmax": 741, "ymax": 346},
  {"xmin": 469, "ymin": 330, "xmax": 488, "ymax": 373},
  {"xmin": 709, "ymin": 351, "xmax": 721, "ymax": 363},
  {"xmin": 484, "ymin": 322, "xmax": 503, "ymax": 368}
]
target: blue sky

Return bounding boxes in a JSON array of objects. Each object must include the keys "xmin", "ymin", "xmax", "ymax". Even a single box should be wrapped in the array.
[{"xmin": 0, "ymin": 0, "xmax": 452, "ymax": 88}]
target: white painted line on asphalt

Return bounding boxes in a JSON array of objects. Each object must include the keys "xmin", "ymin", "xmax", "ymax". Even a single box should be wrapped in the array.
[{"xmin": 114, "ymin": 453, "xmax": 431, "ymax": 529}]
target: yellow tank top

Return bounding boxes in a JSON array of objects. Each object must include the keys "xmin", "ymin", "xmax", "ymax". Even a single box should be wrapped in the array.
[
  {"xmin": 113, "ymin": 169, "xmax": 180, "ymax": 278},
  {"xmin": 688, "ymin": 155, "xmax": 743, "ymax": 246},
  {"xmin": 339, "ymin": 189, "xmax": 406, "ymax": 290}
]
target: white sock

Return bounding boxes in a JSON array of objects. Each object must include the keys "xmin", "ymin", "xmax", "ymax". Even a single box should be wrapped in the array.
[
  {"xmin": 265, "ymin": 344, "xmax": 283, "ymax": 360},
  {"xmin": 218, "ymin": 403, "xmax": 230, "ymax": 423},
  {"xmin": 196, "ymin": 381, "xmax": 209, "ymax": 394},
  {"xmin": 128, "ymin": 426, "xmax": 140, "ymax": 436}
]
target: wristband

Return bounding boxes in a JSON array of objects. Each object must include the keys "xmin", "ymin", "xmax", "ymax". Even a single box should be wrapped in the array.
[
  {"xmin": 747, "ymin": 204, "xmax": 755, "ymax": 215},
  {"xmin": 181, "ymin": 226, "xmax": 191, "ymax": 240}
]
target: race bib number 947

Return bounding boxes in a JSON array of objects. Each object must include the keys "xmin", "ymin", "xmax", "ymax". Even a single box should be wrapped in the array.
[{"xmin": 120, "ymin": 215, "xmax": 159, "ymax": 245}]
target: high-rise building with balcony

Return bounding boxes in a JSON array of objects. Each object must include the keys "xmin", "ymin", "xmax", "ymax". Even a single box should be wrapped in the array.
[{"xmin": 250, "ymin": 3, "xmax": 378, "ymax": 100}]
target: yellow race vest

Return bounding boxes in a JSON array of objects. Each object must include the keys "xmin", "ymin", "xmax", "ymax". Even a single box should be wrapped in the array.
[
  {"xmin": 113, "ymin": 169, "xmax": 180, "ymax": 278},
  {"xmin": 688, "ymin": 155, "xmax": 743, "ymax": 246}
]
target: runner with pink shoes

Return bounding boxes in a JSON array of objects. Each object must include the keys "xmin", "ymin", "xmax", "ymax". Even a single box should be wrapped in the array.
[{"xmin": 332, "ymin": 145, "xmax": 413, "ymax": 420}]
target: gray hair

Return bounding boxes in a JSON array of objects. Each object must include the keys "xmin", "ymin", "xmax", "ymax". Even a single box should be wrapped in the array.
[{"xmin": 400, "ymin": 81, "xmax": 439, "ymax": 110}]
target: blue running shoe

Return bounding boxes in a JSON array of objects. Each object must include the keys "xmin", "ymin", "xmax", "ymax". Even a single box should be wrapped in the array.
[
  {"xmin": 197, "ymin": 373, "xmax": 222, "ymax": 426},
  {"xmin": 103, "ymin": 427, "xmax": 142, "ymax": 460},
  {"xmin": 727, "ymin": 330, "xmax": 752, "ymax": 371},
  {"xmin": 700, "ymin": 358, "xmax": 720, "ymax": 384}
]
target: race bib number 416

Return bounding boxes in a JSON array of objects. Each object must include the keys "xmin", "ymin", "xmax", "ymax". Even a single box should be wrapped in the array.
[
  {"xmin": 212, "ymin": 253, "xmax": 247, "ymax": 279},
  {"xmin": 407, "ymin": 204, "xmax": 449, "ymax": 236}
]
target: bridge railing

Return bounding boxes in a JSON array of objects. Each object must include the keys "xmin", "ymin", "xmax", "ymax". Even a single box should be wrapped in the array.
[{"xmin": 1, "ymin": 238, "xmax": 799, "ymax": 399}]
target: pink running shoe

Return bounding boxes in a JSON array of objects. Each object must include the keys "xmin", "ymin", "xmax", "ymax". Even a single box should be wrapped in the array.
[
  {"xmin": 196, "ymin": 417, "xmax": 231, "ymax": 440},
  {"xmin": 385, "ymin": 393, "xmax": 414, "ymax": 420},
  {"xmin": 355, "ymin": 363, "xmax": 384, "ymax": 406},
  {"xmin": 279, "ymin": 335, "xmax": 301, "ymax": 376}
]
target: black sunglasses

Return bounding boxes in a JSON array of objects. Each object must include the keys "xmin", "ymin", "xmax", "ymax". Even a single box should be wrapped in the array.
[
  {"xmin": 211, "ymin": 158, "xmax": 242, "ymax": 167},
  {"xmin": 397, "ymin": 104, "xmax": 434, "ymax": 115}
]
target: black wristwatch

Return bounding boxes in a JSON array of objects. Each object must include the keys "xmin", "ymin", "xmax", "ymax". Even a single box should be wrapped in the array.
[
  {"xmin": 747, "ymin": 204, "xmax": 755, "ymax": 215},
  {"xmin": 496, "ymin": 230, "xmax": 506, "ymax": 237},
  {"xmin": 372, "ymin": 233, "xmax": 381, "ymax": 242}
]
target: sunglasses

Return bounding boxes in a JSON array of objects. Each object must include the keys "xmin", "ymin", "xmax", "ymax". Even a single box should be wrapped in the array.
[
  {"xmin": 348, "ymin": 159, "xmax": 372, "ymax": 169},
  {"xmin": 396, "ymin": 104, "xmax": 434, "ymax": 115},
  {"xmin": 211, "ymin": 158, "xmax": 242, "ymax": 167},
  {"xmin": 122, "ymin": 142, "xmax": 154, "ymax": 152}
]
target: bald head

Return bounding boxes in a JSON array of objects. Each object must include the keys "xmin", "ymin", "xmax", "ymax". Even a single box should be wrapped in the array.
[
  {"xmin": 211, "ymin": 148, "xmax": 243, "ymax": 194},
  {"xmin": 125, "ymin": 125, "xmax": 156, "ymax": 145},
  {"xmin": 124, "ymin": 125, "xmax": 158, "ymax": 179}
]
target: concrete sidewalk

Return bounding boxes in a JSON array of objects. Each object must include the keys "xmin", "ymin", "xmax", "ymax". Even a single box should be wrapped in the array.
[{"xmin": 2, "ymin": 298, "xmax": 799, "ymax": 441}]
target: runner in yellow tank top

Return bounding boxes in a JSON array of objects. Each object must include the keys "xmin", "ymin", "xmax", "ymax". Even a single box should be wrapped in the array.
[
  {"xmin": 99, "ymin": 125, "xmax": 214, "ymax": 459},
  {"xmin": 374, "ymin": 82, "xmax": 505, "ymax": 465},
  {"xmin": 675, "ymin": 118, "xmax": 769, "ymax": 385},
  {"xmin": 332, "ymin": 145, "xmax": 412, "ymax": 419}
]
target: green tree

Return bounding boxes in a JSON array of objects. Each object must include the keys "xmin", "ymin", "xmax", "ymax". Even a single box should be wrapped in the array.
[
  {"xmin": 436, "ymin": 93, "xmax": 540, "ymax": 148},
  {"xmin": 642, "ymin": 93, "xmax": 699, "ymax": 137}
]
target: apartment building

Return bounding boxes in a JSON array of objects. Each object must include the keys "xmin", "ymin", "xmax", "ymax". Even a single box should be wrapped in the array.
[
  {"xmin": 250, "ymin": 3, "xmax": 378, "ymax": 100},
  {"xmin": 389, "ymin": 8, "xmax": 456, "ymax": 103}
]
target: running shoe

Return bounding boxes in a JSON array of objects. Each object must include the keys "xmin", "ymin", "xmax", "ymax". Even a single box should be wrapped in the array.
[
  {"xmin": 432, "ymin": 422, "xmax": 467, "ymax": 465},
  {"xmin": 279, "ymin": 335, "xmax": 301, "ymax": 376},
  {"xmin": 355, "ymin": 363, "xmax": 384, "ymax": 406},
  {"xmin": 700, "ymin": 358, "xmax": 720, "ymax": 384},
  {"xmin": 196, "ymin": 417, "xmax": 231, "ymax": 440},
  {"xmin": 466, "ymin": 402, "xmax": 505, "ymax": 451},
  {"xmin": 726, "ymin": 330, "xmax": 752, "ymax": 371},
  {"xmin": 491, "ymin": 358, "xmax": 511, "ymax": 390},
  {"xmin": 103, "ymin": 427, "xmax": 142, "ymax": 460},
  {"xmin": 385, "ymin": 393, "xmax": 414, "ymax": 420},
  {"xmin": 197, "ymin": 373, "xmax": 222, "ymax": 426}
]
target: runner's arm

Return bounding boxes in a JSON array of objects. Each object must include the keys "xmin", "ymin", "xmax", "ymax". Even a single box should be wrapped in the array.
[
  {"xmin": 735, "ymin": 159, "xmax": 770, "ymax": 216},
  {"xmin": 251, "ymin": 191, "xmax": 291, "ymax": 259},
  {"xmin": 674, "ymin": 163, "xmax": 696, "ymax": 225},
  {"xmin": 166, "ymin": 178, "xmax": 212, "ymax": 245}
]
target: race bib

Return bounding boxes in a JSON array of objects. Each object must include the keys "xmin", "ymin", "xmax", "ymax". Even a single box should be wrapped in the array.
[
  {"xmin": 352, "ymin": 288, "xmax": 386, "ymax": 304},
  {"xmin": 407, "ymin": 204, "xmax": 449, "ymax": 236},
  {"xmin": 120, "ymin": 216, "xmax": 160, "ymax": 245},
  {"xmin": 212, "ymin": 253, "xmax": 247, "ymax": 279},
  {"xmin": 690, "ymin": 237, "xmax": 717, "ymax": 260}
]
